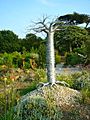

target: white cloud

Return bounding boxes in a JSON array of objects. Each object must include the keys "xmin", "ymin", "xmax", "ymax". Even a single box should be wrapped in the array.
[
  {"xmin": 39, "ymin": 0, "xmax": 49, "ymax": 5},
  {"xmin": 37, "ymin": 0, "xmax": 58, "ymax": 7}
]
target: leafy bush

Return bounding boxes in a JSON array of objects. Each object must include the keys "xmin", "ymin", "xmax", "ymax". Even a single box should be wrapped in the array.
[
  {"xmin": 85, "ymin": 38, "xmax": 90, "ymax": 62},
  {"xmin": 72, "ymin": 71, "xmax": 90, "ymax": 90},
  {"xmin": 0, "ymin": 54, "xmax": 4, "ymax": 65},
  {"xmin": 73, "ymin": 47, "xmax": 86, "ymax": 56},
  {"xmin": 30, "ymin": 53, "xmax": 39, "ymax": 60},
  {"xmin": 65, "ymin": 52, "xmax": 84, "ymax": 66},
  {"xmin": 57, "ymin": 71, "xmax": 90, "ymax": 105},
  {"xmin": 19, "ymin": 81, "xmax": 37, "ymax": 96},
  {"xmin": 56, "ymin": 71, "xmax": 90, "ymax": 91},
  {"xmin": 38, "ymin": 44, "xmax": 46, "ymax": 68},
  {"xmin": 19, "ymin": 69, "xmax": 47, "ymax": 96},
  {"xmin": 2, "ymin": 53, "xmax": 13, "ymax": 67},
  {"xmin": 55, "ymin": 54, "xmax": 61, "ymax": 65},
  {"xmin": 12, "ymin": 52, "xmax": 22, "ymax": 68},
  {"xmin": 0, "ymin": 52, "xmax": 39, "ymax": 69},
  {"xmin": 16, "ymin": 94, "xmax": 63, "ymax": 120},
  {"xmin": 56, "ymin": 74, "xmax": 73, "ymax": 87},
  {"xmin": 74, "ymin": 71, "xmax": 90, "ymax": 103},
  {"xmin": 24, "ymin": 62, "xmax": 31, "ymax": 69},
  {"xmin": 26, "ymin": 97, "xmax": 62, "ymax": 120},
  {"xmin": 81, "ymin": 87, "xmax": 90, "ymax": 103},
  {"xmin": 34, "ymin": 69, "xmax": 47, "ymax": 82}
]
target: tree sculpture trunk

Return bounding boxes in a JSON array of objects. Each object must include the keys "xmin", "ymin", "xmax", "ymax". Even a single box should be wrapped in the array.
[
  {"xmin": 31, "ymin": 16, "xmax": 74, "ymax": 86},
  {"xmin": 31, "ymin": 17, "xmax": 59, "ymax": 85},
  {"xmin": 46, "ymin": 32, "xmax": 56, "ymax": 84}
]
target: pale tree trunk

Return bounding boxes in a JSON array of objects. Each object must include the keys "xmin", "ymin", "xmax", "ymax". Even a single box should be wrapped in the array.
[
  {"xmin": 31, "ymin": 17, "xmax": 58, "ymax": 85},
  {"xmin": 70, "ymin": 43, "xmax": 72, "ymax": 52},
  {"xmin": 31, "ymin": 16, "xmax": 70, "ymax": 86},
  {"xmin": 46, "ymin": 32, "xmax": 56, "ymax": 84}
]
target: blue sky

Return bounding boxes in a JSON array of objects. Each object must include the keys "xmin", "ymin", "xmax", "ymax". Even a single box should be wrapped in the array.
[{"xmin": 0, "ymin": 0, "xmax": 90, "ymax": 38}]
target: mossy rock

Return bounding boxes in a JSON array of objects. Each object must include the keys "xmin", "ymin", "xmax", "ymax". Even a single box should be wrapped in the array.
[{"xmin": 16, "ymin": 85, "xmax": 90, "ymax": 120}]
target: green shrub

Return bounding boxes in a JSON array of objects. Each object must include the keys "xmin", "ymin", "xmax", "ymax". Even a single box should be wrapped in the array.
[
  {"xmin": 85, "ymin": 38, "xmax": 90, "ymax": 62},
  {"xmin": 34, "ymin": 69, "xmax": 47, "ymax": 83},
  {"xmin": 38, "ymin": 44, "xmax": 46, "ymax": 68},
  {"xmin": 0, "ymin": 54, "xmax": 4, "ymax": 65},
  {"xmin": 30, "ymin": 47, "xmax": 38, "ymax": 54},
  {"xmin": 19, "ymin": 81, "xmax": 37, "ymax": 96},
  {"xmin": 22, "ymin": 52, "xmax": 39, "ymax": 69},
  {"xmin": 73, "ymin": 47, "xmax": 86, "ymax": 56},
  {"xmin": 81, "ymin": 87, "xmax": 90, "ymax": 103},
  {"xmin": 19, "ymin": 69, "xmax": 47, "ymax": 96},
  {"xmin": 56, "ymin": 71, "xmax": 90, "ymax": 91},
  {"xmin": 65, "ymin": 52, "xmax": 84, "ymax": 66},
  {"xmin": 12, "ymin": 52, "xmax": 22, "ymax": 68},
  {"xmin": 2, "ymin": 53, "xmax": 13, "ymax": 67},
  {"xmin": 72, "ymin": 71, "xmax": 90, "ymax": 90},
  {"xmin": 24, "ymin": 62, "xmax": 31, "ymax": 69},
  {"xmin": 30, "ymin": 53, "xmax": 39, "ymax": 61},
  {"xmin": 16, "ymin": 95, "xmax": 63, "ymax": 120},
  {"xmin": 0, "ymin": 51, "xmax": 39, "ymax": 69},
  {"xmin": 56, "ymin": 74, "xmax": 73, "ymax": 87},
  {"xmin": 55, "ymin": 54, "xmax": 61, "ymax": 65}
]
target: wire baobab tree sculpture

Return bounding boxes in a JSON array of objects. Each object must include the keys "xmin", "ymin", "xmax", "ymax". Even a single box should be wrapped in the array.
[{"xmin": 30, "ymin": 16, "xmax": 68, "ymax": 86}]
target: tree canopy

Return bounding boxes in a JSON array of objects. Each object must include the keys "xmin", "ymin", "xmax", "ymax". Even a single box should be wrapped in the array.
[
  {"xmin": 0, "ymin": 30, "xmax": 20, "ymax": 53},
  {"xmin": 58, "ymin": 12, "xmax": 90, "ymax": 28},
  {"xmin": 21, "ymin": 33, "xmax": 43, "ymax": 51},
  {"xmin": 54, "ymin": 26, "xmax": 88, "ymax": 53}
]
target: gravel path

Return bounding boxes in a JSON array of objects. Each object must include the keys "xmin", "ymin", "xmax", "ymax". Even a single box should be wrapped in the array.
[{"xmin": 55, "ymin": 63, "xmax": 82, "ymax": 74}]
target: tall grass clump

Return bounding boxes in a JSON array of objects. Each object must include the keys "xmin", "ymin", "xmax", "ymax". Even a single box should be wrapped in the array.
[{"xmin": 0, "ymin": 80, "xmax": 19, "ymax": 120}]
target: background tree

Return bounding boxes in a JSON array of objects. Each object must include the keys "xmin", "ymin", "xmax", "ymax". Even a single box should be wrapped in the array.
[
  {"xmin": 58, "ymin": 12, "xmax": 90, "ymax": 65},
  {"xmin": 21, "ymin": 33, "xmax": 43, "ymax": 51},
  {"xmin": 86, "ymin": 27, "xmax": 90, "ymax": 35},
  {"xmin": 85, "ymin": 36, "xmax": 90, "ymax": 63},
  {"xmin": 54, "ymin": 26, "xmax": 88, "ymax": 54},
  {"xmin": 58, "ymin": 12, "xmax": 90, "ymax": 28},
  {"xmin": 0, "ymin": 30, "xmax": 20, "ymax": 53},
  {"xmin": 38, "ymin": 43, "xmax": 46, "ymax": 68}
]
